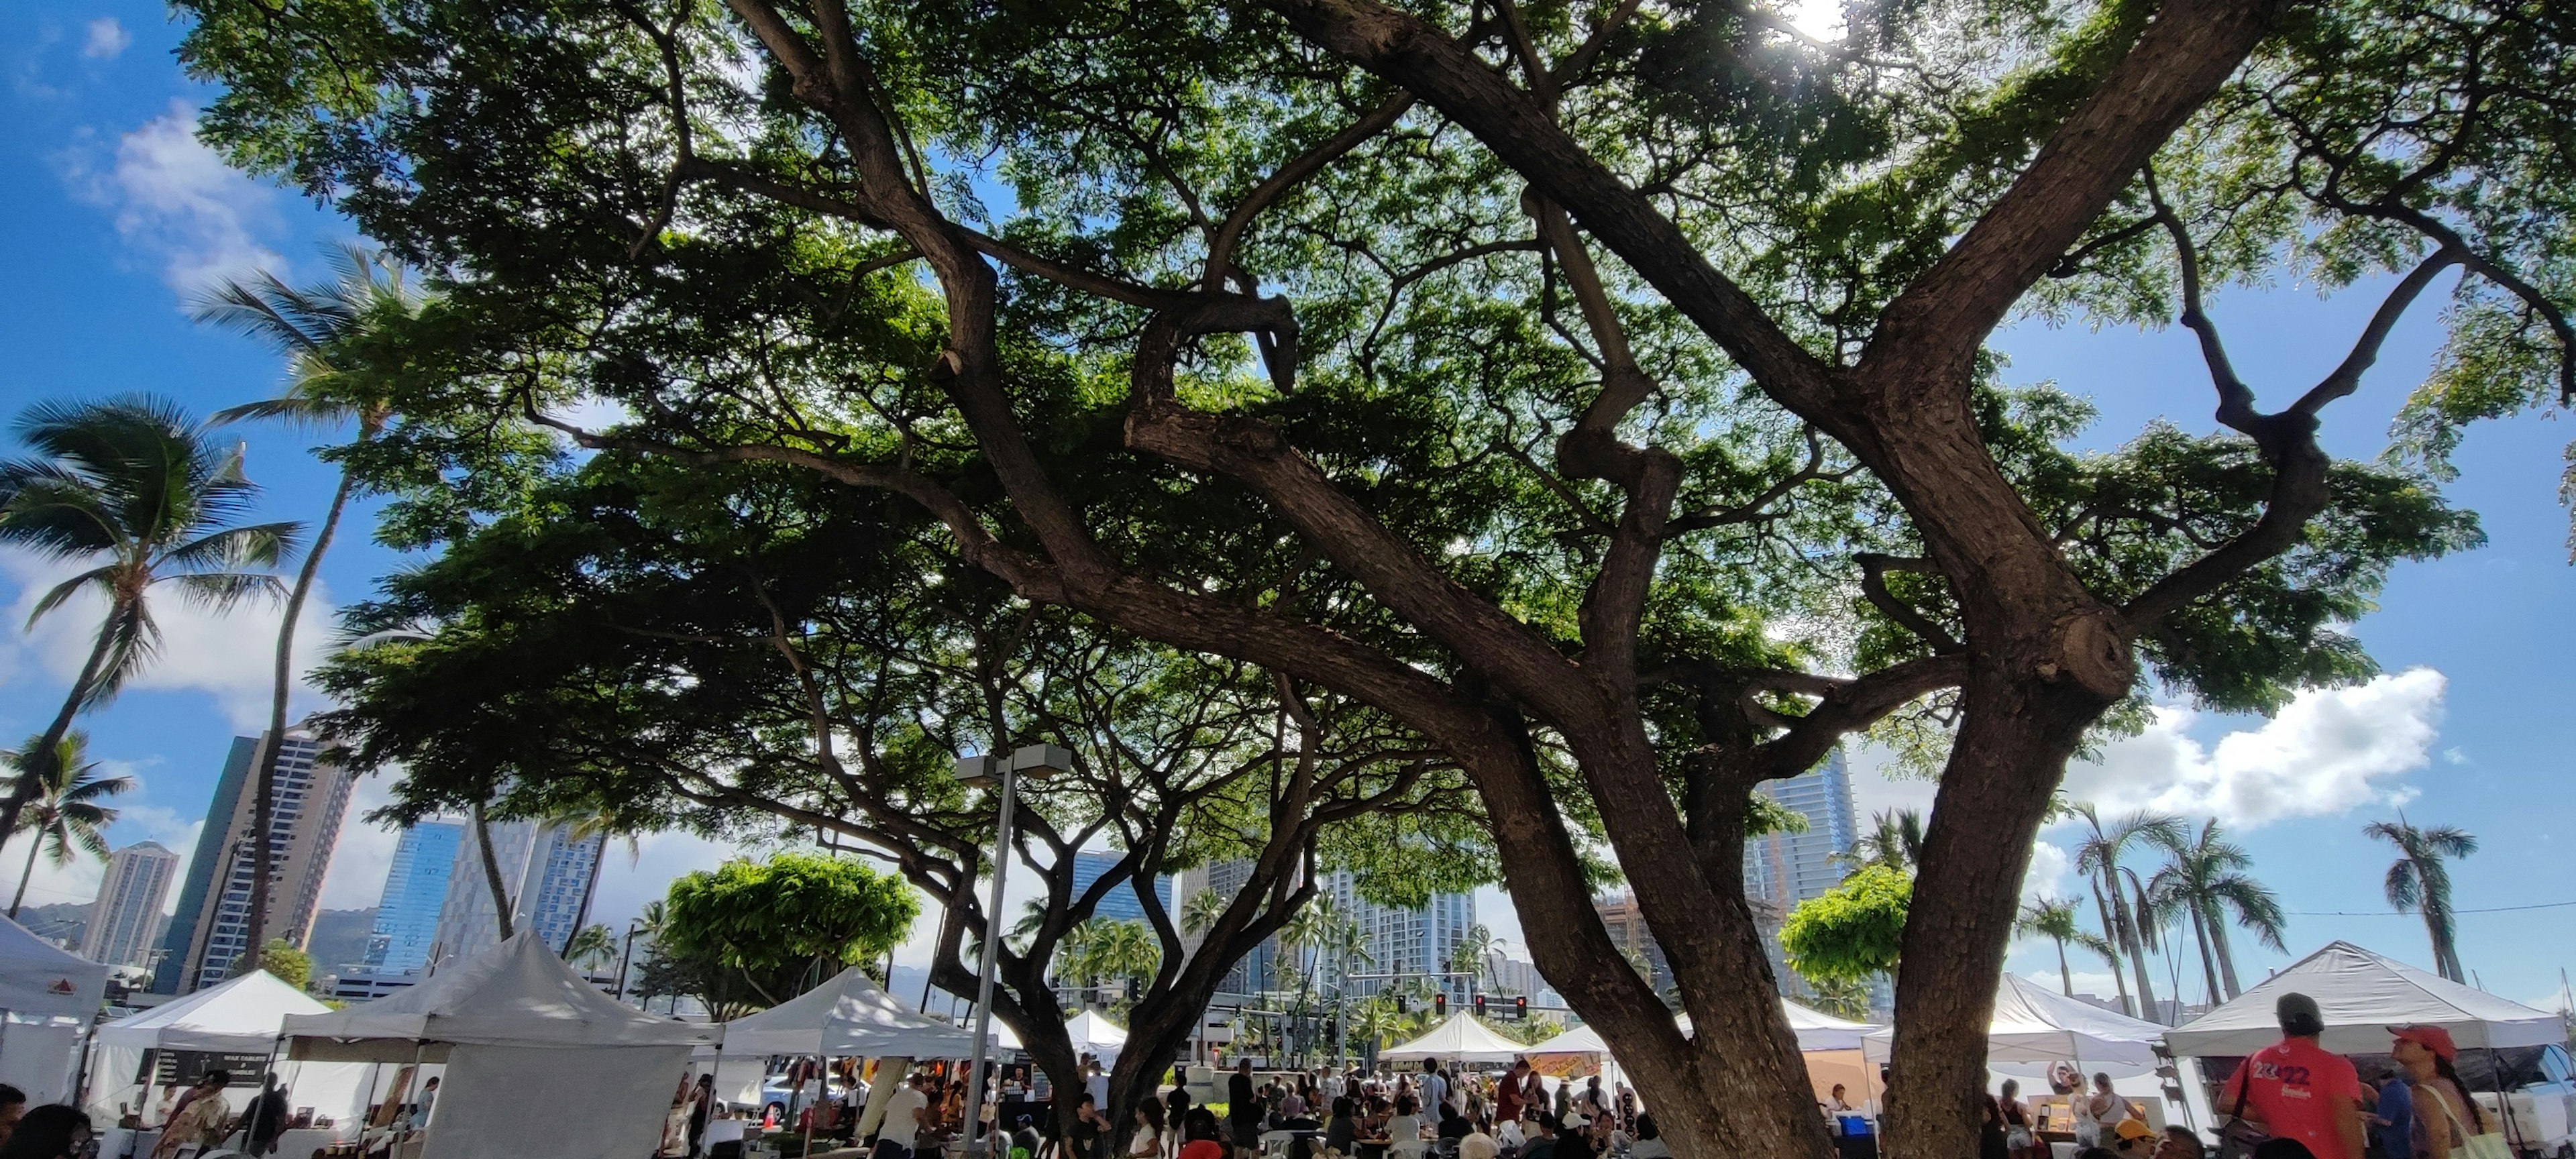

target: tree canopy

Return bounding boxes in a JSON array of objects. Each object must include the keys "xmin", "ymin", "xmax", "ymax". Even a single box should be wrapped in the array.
[
  {"xmin": 1780, "ymin": 865, "xmax": 1912, "ymax": 986},
  {"xmin": 655, "ymin": 850, "xmax": 918, "ymax": 1013},
  {"xmin": 176, "ymin": 1, "xmax": 2572, "ymax": 1156}
]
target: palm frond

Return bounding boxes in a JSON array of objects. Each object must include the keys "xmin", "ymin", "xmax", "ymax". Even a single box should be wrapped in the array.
[
  {"xmin": 2383, "ymin": 859, "xmax": 2422, "ymax": 910},
  {"xmin": 23, "ymin": 565, "xmax": 117, "ymax": 629}
]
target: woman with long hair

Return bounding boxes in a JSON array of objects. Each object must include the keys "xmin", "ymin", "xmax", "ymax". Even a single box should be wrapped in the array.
[{"xmin": 0, "ymin": 1107, "xmax": 92, "ymax": 1159}]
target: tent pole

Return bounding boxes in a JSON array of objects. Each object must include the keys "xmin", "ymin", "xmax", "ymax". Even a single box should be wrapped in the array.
[
  {"xmin": 2489, "ymin": 1046, "xmax": 2524, "ymax": 1149},
  {"xmin": 802, "ymin": 1053, "xmax": 820, "ymax": 1159}
]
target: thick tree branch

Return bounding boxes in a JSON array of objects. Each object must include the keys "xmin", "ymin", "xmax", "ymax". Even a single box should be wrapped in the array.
[
  {"xmin": 1204, "ymin": 94, "xmax": 1416, "ymax": 288},
  {"xmin": 1862, "ymin": 0, "xmax": 2290, "ymax": 384}
]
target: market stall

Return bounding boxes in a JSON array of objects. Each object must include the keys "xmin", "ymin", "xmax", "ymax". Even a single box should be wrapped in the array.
[
  {"xmin": 87, "ymin": 970, "xmax": 367, "ymax": 1159},
  {"xmin": 2166, "ymin": 941, "xmax": 2573, "ymax": 1152},
  {"xmin": 1379, "ymin": 1013, "xmax": 1526, "ymax": 1064},
  {"xmin": 1524, "ymin": 1003, "xmax": 1886, "ymax": 1113},
  {"xmin": 996, "ymin": 1009, "xmax": 1127, "ymax": 1066},
  {"xmin": 0, "ymin": 912, "xmax": 108, "ymax": 1105},
  {"xmin": 722, "ymin": 965, "xmax": 980, "ymax": 1137},
  {"xmin": 283, "ymin": 930, "xmax": 716, "ymax": 1159}
]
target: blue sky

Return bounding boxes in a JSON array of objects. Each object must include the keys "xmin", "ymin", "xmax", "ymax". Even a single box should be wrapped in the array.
[{"xmin": 2, "ymin": 2, "xmax": 2569, "ymax": 1013}]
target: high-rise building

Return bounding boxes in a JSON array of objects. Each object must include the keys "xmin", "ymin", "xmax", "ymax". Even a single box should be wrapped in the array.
[
  {"xmin": 362, "ymin": 821, "xmax": 465, "ymax": 975},
  {"xmin": 156, "ymin": 730, "xmax": 357, "ymax": 993},
  {"xmin": 80, "ymin": 842, "xmax": 178, "ymax": 968},
  {"xmin": 1743, "ymin": 747, "xmax": 1861, "ymax": 998},
  {"xmin": 430, "ymin": 820, "xmax": 604, "ymax": 964},
  {"xmin": 1593, "ymin": 892, "xmax": 1670, "ymax": 993},
  {"xmin": 1068, "ymin": 850, "xmax": 1171, "ymax": 926},
  {"xmin": 1174, "ymin": 859, "xmax": 1275, "ymax": 997},
  {"xmin": 1743, "ymin": 747, "xmax": 1859, "ymax": 916},
  {"xmin": 1318, "ymin": 870, "xmax": 1475, "ymax": 1001}
]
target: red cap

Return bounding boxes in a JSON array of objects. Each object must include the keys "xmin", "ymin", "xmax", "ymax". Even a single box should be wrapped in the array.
[{"xmin": 2390, "ymin": 1024, "xmax": 2459, "ymax": 1062}]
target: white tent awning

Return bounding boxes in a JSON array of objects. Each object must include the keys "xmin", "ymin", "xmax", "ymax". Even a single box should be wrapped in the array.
[
  {"xmin": 1863, "ymin": 974, "xmax": 2165, "ymax": 1072},
  {"xmin": 97, "ymin": 970, "xmax": 326, "ymax": 1054},
  {"xmin": 283, "ymin": 930, "xmax": 716, "ymax": 1050},
  {"xmin": 0, "ymin": 914, "xmax": 108, "ymax": 1020},
  {"xmin": 1380, "ymin": 1013, "xmax": 1527, "ymax": 1062},
  {"xmin": 995, "ymin": 1010, "xmax": 1128, "ymax": 1062},
  {"xmin": 722, "ymin": 965, "xmax": 979, "ymax": 1058},
  {"xmin": 2165, "ymin": 941, "xmax": 2565, "ymax": 1058},
  {"xmin": 1525, "ymin": 1002, "xmax": 1880, "ymax": 1057}
]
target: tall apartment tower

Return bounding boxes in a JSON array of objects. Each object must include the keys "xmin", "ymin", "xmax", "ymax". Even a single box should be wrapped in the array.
[
  {"xmin": 80, "ymin": 842, "xmax": 179, "ymax": 968},
  {"xmin": 1318, "ymin": 869, "xmax": 1476, "ymax": 1002},
  {"xmin": 1067, "ymin": 850, "xmax": 1171, "ymax": 925},
  {"xmin": 430, "ymin": 820, "xmax": 604, "ymax": 964},
  {"xmin": 362, "ymin": 820, "xmax": 465, "ymax": 975},
  {"xmin": 1174, "ymin": 859, "xmax": 1275, "ymax": 997},
  {"xmin": 156, "ymin": 730, "xmax": 357, "ymax": 993},
  {"xmin": 1742, "ymin": 746, "xmax": 1861, "ymax": 997}
]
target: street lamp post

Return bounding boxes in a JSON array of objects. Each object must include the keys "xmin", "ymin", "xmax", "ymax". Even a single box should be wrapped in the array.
[
  {"xmin": 956, "ymin": 744, "xmax": 1073, "ymax": 1156},
  {"xmin": 614, "ymin": 918, "xmax": 645, "ymax": 1001}
]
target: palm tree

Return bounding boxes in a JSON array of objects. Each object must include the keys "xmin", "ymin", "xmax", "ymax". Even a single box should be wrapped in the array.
[
  {"xmin": 1087, "ymin": 920, "xmax": 1161, "ymax": 993},
  {"xmin": 2366, "ymin": 818, "xmax": 2479, "ymax": 983},
  {"xmin": 1180, "ymin": 887, "xmax": 1228, "ymax": 943},
  {"xmin": 2016, "ymin": 897, "xmax": 2122, "ymax": 997},
  {"xmin": 2148, "ymin": 819, "xmax": 2288, "ymax": 1001},
  {"xmin": 193, "ymin": 246, "xmax": 417, "ymax": 971},
  {"xmin": 1840, "ymin": 809, "xmax": 1927, "ymax": 873},
  {"xmin": 1807, "ymin": 975, "xmax": 1874, "ymax": 1020},
  {"xmin": 564, "ymin": 924, "xmax": 620, "ymax": 973},
  {"xmin": 2072, "ymin": 804, "xmax": 2185, "ymax": 1022},
  {"xmin": 1449, "ymin": 923, "xmax": 1498, "ymax": 991},
  {"xmin": 0, "ymin": 396, "xmax": 297, "ymax": 842},
  {"xmin": 2, "ymin": 733, "xmax": 131, "ymax": 916},
  {"xmin": 1281, "ymin": 895, "xmax": 1340, "ymax": 1046}
]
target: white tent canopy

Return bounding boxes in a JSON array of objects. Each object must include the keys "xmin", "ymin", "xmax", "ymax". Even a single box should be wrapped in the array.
[
  {"xmin": 722, "ymin": 965, "xmax": 979, "ymax": 1058},
  {"xmin": 1381, "ymin": 1013, "xmax": 1527, "ymax": 1063},
  {"xmin": 996, "ymin": 1010, "xmax": 1128, "ymax": 1064},
  {"xmin": 0, "ymin": 913, "xmax": 108, "ymax": 1019},
  {"xmin": 1864, "ymin": 973, "xmax": 2166, "ymax": 1074},
  {"xmin": 2165, "ymin": 941, "xmax": 2566, "ymax": 1058},
  {"xmin": 1526, "ymin": 1002, "xmax": 1880, "ymax": 1056},
  {"xmin": 284, "ymin": 932, "xmax": 714, "ymax": 1159},
  {"xmin": 284, "ymin": 930, "xmax": 716, "ymax": 1055},
  {"xmin": 100, "ymin": 970, "xmax": 327, "ymax": 1053}
]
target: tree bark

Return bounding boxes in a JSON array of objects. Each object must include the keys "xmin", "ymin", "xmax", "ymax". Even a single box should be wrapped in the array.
[
  {"xmin": 2212, "ymin": 918, "xmax": 2242, "ymax": 1000},
  {"xmin": 9, "ymin": 829, "xmax": 46, "ymax": 918},
  {"xmin": 0, "ymin": 600, "xmax": 128, "ymax": 843},
  {"xmin": 473, "ymin": 801, "xmax": 516, "ymax": 941},
  {"xmin": 241, "ymin": 463, "xmax": 358, "ymax": 970},
  {"xmin": 2190, "ymin": 904, "xmax": 2222, "ymax": 1007}
]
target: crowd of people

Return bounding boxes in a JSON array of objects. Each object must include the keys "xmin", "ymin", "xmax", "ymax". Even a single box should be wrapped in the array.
[
  {"xmin": 2200, "ymin": 993, "xmax": 2492, "ymax": 1159},
  {"xmin": 0, "ymin": 1070, "xmax": 305, "ymax": 1159},
  {"xmin": 1199, "ymin": 1057, "xmax": 1654, "ymax": 1159}
]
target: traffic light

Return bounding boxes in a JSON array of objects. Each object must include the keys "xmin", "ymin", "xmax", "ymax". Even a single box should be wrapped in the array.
[
  {"xmin": 1472, "ymin": 995, "xmax": 1487, "ymax": 1017},
  {"xmin": 1434, "ymin": 993, "xmax": 1447, "ymax": 1016},
  {"xmin": 1514, "ymin": 995, "xmax": 1529, "ymax": 1019}
]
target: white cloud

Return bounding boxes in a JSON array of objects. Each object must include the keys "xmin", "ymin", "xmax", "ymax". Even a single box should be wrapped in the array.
[
  {"xmin": 2023, "ymin": 840, "xmax": 2076, "ymax": 903},
  {"xmin": 316, "ymin": 771, "xmax": 404, "ymax": 910},
  {"xmin": 62, "ymin": 100, "xmax": 283, "ymax": 292},
  {"xmin": 2058, "ymin": 669, "xmax": 2446, "ymax": 829},
  {"xmin": 1847, "ymin": 740, "xmax": 1940, "ymax": 820},
  {"xmin": 82, "ymin": 18, "xmax": 130, "ymax": 60},
  {"xmin": 0, "ymin": 547, "xmax": 339, "ymax": 730}
]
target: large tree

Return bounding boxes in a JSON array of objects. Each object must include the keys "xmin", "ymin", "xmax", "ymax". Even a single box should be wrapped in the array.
[
  {"xmin": 185, "ymin": 2, "xmax": 2564, "ymax": 1156},
  {"xmin": 315, "ymin": 458, "xmax": 1487, "ymax": 1136}
]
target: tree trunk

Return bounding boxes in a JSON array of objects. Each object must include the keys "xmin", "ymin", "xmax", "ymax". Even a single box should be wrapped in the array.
[
  {"xmin": 2055, "ymin": 940, "xmax": 2072, "ymax": 997},
  {"xmin": 241, "ymin": 464, "xmax": 357, "ymax": 970},
  {"xmin": 1882, "ymin": 669, "xmax": 2112, "ymax": 1159},
  {"xmin": 2088, "ymin": 883, "xmax": 2135, "ymax": 1017},
  {"xmin": 9, "ymin": 828, "xmax": 46, "ymax": 918},
  {"xmin": 2210, "ymin": 916, "xmax": 2243, "ymax": 999},
  {"xmin": 2190, "ymin": 903, "xmax": 2222, "ymax": 1008},
  {"xmin": 473, "ymin": 801, "xmax": 515, "ymax": 940},
  {"xmin": 0, "ymin": 602, "xmax": 127, "ymax": 842},
  {"xmin": 2109, "ymin": 873, "xmax": 2159, "ymax": 1023}
]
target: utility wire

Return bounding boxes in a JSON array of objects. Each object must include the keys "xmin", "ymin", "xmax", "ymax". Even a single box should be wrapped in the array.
[{"xmin": 2282, "ymin": 899, "xmax": 2576, "ymax": 917}]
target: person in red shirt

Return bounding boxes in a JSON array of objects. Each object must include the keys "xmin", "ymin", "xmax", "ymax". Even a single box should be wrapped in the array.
[
  {"xmin": 2218, "ymin": 993, "xmax": 2366, "ymax": 1159},
  {"xmin": 1495, "ymin": 1060, "xmax": 1527, "ymax": 1125}
]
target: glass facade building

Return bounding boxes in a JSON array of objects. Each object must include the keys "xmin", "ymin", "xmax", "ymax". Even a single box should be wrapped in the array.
[{"xmin": 361, "ymin": 820, "xmax": 464, "ymax": 975}]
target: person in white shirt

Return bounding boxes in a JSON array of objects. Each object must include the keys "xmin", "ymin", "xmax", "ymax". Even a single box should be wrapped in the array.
[{"xmin": 884, "ymin": 1073, "xmax": 934, "ymax": 1156}]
